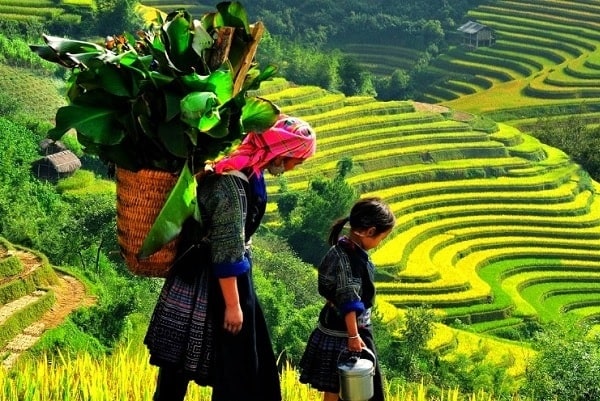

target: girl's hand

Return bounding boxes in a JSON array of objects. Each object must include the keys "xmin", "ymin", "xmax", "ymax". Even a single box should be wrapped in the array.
[
  {"xmin": 347, "ymin": 335, "xmax": 365, "ymax": 352},
  {"xmin": 224, "ymin": 304, "xmax": 243, "ymax": 334}
]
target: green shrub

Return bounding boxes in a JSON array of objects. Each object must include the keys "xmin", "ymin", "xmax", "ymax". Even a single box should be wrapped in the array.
[
  {"xmin": 27, "ymin": 319, "xmax": 106, "ymax": 360},
  {"xmin": 523, "ymin": 321, "xmax": 600, "ymax": 401},
  {"xmin": 0, "ymin": 255, "xmax": 22, "ymax": 277}
]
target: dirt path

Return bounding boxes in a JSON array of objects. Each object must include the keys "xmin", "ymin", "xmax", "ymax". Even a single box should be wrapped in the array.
[
  {"xmin": 0, "ymin": 251, "xmax": 96, "ymax": 369},
  {"xmin": 412, "ymin": 101, "xmax": 474, "ymax": 122}
]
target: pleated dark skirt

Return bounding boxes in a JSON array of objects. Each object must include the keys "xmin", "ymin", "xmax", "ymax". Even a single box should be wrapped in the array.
[
  {"xmin": 299, "ymin": 325, "xmax": 385, "ymax": 401},
  {"xmin": 144, "ymin": 254, "xmax": 281, "ymax": 401}
]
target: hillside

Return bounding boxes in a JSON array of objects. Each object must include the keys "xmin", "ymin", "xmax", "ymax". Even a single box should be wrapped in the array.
[
  {"xmin": 0, "ymin": 238, "xmax": 93, "ymax": 369},
  {"xmin": 420, "ymin": 0, "xmax": 600, "ymax": 130},
  {"xmin": 255, "ymin": 78, "xmax": 600, "ymax": 343}
]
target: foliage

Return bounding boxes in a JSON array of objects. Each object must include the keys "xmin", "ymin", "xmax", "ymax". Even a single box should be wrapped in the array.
[
  {"xmin": 94, "ymin": 0, "xmax": 139, "ymax": 37},
  {"xmin": 0, "ymin": 33, "xmax": 61, "ymax": 75},
  {"xmin": 30, "ymin": 4, "xmax": 280, "ymax": 174},
  {"xmin": 245, "ymin": 1, "xmax": 479, "ymax": 49},
  {"xmin": 338, "ymin": 54, "xmax": 376, "ymax": 96},
  {"xmin": 27, "ymin": 320, "xmax": 106, "ymax": 360},
  {"xmin": 56, "ymin": 190, "xmax": 117, "ymax": 268},
  {"xmin": 253, "ymin": 266, "xmax": 321, "ymax": 363},
  {"xmin": 522, "ymin": 320, "xmax": 600, "ymax": 401},
  {"xmin": 0, "ymin": 117, "xmax": 69, "ymax": 254},
  {"xmin": 375, "ymin": 307, "xmax": 437, "ymax": 382},
  {"xmin": 2, "ymin": 344, "xmax": 509, "ymax": 401},
  {"xmin": 252, "ymin": 235, "xmax": 322, "ymax": 362},
  {"xmin": 435, "ymin": 347, "xmax": 518, "ymax": 398},
  {"xmin": 530, "ymin": 114, "xmax": 600, "ymax": 181},
  {"xmin": 277, "ymin": 166, "xmax": 358, "ymax": 265},
  {"xmin": 70, "ymin": 297, "xmax": 135, "ymax": 349}
]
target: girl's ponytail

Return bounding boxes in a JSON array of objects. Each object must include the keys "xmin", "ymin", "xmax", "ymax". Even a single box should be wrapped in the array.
[{"xmin": 328, "ymin": 216, "xmax": 349, "ymax": 246}]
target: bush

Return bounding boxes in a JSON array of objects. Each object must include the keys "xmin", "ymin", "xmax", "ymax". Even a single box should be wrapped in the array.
[{"xmin": 522, "ymin": 320, "xmax": 600, "ymax": 401}]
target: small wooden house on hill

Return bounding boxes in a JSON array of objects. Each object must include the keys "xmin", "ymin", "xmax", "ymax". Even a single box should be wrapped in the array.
[
  {"xmin": 33, "ymin": 150, "xmax": 81, "ymax": 180},
  {"xmin": 457, "ymin": 21, "xmax": 495, "ymax": 49}
]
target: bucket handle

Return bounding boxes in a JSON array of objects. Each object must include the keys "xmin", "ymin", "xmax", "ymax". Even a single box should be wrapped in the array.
[{"xmin": 337, "ymin": 346, "xmax": 376, "ymax": 366}]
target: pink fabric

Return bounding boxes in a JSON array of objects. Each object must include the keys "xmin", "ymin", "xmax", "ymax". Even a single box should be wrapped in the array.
[{"xmin": 214, "ymin": 115, "xmax": 316, "ymax": 176}]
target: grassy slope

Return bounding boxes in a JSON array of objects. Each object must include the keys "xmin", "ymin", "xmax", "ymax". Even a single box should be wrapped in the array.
[{"xmin": 430, "ymin": 0, "xmax": 600, "ymax": 128}]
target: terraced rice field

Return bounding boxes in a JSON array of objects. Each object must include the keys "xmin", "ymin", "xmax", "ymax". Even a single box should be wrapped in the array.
[
  {"xmin": 422, "ymin": 0, "xmax": 600, "ymax": 129},
  {"xmin": 256, "ymin": 78, "xmax": 600, "ymax": 345}
]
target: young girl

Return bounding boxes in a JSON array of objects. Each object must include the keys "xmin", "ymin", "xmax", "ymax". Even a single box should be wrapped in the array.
[{"xmin": 299, "ymin": 197, "xmax": 395, "ymax": 401}]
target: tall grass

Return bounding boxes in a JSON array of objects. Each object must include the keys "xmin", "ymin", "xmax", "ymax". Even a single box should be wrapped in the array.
[{"xmin": 0, "ymin": 344, "xmax": 505, "ymax": 401}]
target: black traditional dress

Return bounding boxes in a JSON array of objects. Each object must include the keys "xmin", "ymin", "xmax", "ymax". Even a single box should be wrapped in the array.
[
  {"xmin": 144, "ymin": 170, "xmax": 280, "ymax": 401},
  {"xmin": 299, "ymin": 236, "xmax": 385, "ymax": 401}
]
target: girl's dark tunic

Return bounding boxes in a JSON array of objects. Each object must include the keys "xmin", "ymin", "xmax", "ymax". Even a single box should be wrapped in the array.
[
  {"xmin": 299, "ymin": 237, "xmax": 385, "ymax": 401},
  {"xmin": 144, "ymin": 171, "xmax": 280, "ymax": 401}
]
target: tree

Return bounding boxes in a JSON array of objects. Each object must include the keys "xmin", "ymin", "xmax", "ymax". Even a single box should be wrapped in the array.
[
  {"xmin": 338, "ymin": 55, "xmax": 376, "ymax": 96},
  {"xmin": 277, "ymin": 161, "xmax": 358, "ymax": 265},
  {"xmin": 523, "ymin": 321, "xmax": 600, "ymax": 401},
  {"xmin": 94, "ymin": 0, "xmax": 138, "ymax": 36},
  {"xmin": 532, "ymin": 114, "xmax": 600, "ymax": 182},
  {"xmin": 252, "ymin": 237, "xmax": 322, "ymax": 363},
  {"xmin": 375, "ymin": 306, "xmax": 436, "ymax": 381}
]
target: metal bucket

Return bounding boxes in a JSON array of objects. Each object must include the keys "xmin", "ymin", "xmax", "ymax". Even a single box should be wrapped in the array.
[{"xmin": 337, "ymin": 348, "xmax": 376, "ymax": 401}]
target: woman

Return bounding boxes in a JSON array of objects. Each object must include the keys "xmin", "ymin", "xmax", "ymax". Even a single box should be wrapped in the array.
[
  {"xmin": 144, "ymin": 115, "xmax": 317, "ymax": 401},
  {"xmin": 299, "ymin": 197, "xmax": 395, "ymax": 401}
]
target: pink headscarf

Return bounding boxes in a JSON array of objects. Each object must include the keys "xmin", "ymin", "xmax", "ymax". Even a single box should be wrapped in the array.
[{"xmin": 214, "ymin": 114, "xmax": 316, "ymax": 176}]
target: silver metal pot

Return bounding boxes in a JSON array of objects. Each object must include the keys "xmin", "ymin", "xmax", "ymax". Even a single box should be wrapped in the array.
[{"xmin": 337, "ymin": 347, "xmax": 376, "ymax": 401}]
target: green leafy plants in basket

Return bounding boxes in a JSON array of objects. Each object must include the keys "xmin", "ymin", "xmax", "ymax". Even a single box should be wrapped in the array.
[{"xmin": 30, "ymin": 1, "xmax": 280, "ymax": 267}]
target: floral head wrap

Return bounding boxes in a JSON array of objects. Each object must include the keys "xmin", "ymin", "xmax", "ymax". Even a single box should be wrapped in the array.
[{"xmin": 213, "ymin": 114, "xmax": 316, "ymax": 176}]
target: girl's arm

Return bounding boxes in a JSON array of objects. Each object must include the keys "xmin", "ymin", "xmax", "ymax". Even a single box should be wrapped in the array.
[{"xmin": 345, "ymin": 311, "xmax": 366, "ymax": 352}]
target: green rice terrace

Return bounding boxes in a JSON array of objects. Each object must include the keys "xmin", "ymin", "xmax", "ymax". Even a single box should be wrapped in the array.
[
  {"xmin": 419, "ymin": 0, "xmax": 600, "ymax": 130},
  {"xmin": 0, "ymin": 0, "xmax": 92, "ymax": 25},
  {"xmin": 254, "ymin": 78, "xmax": 600, "ymax": 350},
  {"xmin": 0, "ymin": 239, "xmax": 58, "ymax": 369}
]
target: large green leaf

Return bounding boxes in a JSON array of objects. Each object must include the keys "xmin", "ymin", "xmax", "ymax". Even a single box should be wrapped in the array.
[
  {"xmin": 205, "ymin": 122, "xmax": 229, "ymax": 140},
  {"xmin": 29, "ymin": 44, "xmax": 74, "ymax": 68},
  {"xmin": 42, "ymin": 34, "xmax": 105, "ymax": 55},
  {"xmin": 164, "ymin": 11, "xmax": 192, "ymax": 57},
  {"xmin": 241, "ymin": 97, "xmax": 280, "ymax": 132},
  {"xmin": 60, "ymin": 51, "xmax": 104, "ymax": 68},
  {"xmin": 92, "ymin": 64, "xmax": 132, "ymax": 97},
  {"xmin": 180, "ymin": 91, "xmax": 221, "ymax": 130},
  {"xmin": 48, "ymin": 104, "xmax": 124, "ymax": 145},
  {"xmin": 244, "ymin": 64, "xmax": 278, "ymax": 91},
  {"xmin": 158, "ymin": 120, "xmax": 189, "ymax": 158},
  {"xmin": 163, "ymin": 10, "xmax": 197, "ymax": 72},
  {"xmin": 215, "ymin": 2, "xmax": 250, "ymax": 34},
  {"xmin": 164, "ymin": 91, "xmax": 182, "ymax": 121},
  {"xmin": 191, "ymin": 19, "xmax": 214, "ymax": 56},
  {"xmin": 180, "ymin": 66, "xmax": 234, "ymax": 103},
  {"xmin": 139, "ymin": 163, "xmax": 200, "ymax": 258}
]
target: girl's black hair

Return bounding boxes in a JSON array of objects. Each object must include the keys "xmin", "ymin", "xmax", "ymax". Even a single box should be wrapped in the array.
[{"xmin": 328, "ymin": 197, "xmax": 396, "ymax": 246}]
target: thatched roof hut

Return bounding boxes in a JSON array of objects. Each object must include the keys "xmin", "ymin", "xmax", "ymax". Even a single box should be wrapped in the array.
[{"xmin": 33, "ymin": 150, "xmax": 81, "ymax": 180}]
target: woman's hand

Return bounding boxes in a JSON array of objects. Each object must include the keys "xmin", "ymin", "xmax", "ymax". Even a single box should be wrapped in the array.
[{"xmin": 224, "ymin": 303, "xmax": 243, "ymax": 334}]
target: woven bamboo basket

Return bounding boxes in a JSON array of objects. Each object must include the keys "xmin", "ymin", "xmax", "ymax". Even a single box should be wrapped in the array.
[{"xmin": 116, "ymin": 167, "xmax": 180, "ymax": 277}]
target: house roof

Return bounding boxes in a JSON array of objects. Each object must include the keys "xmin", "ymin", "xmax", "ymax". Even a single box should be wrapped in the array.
[
  {"xmin": 44, "ymin": 150, "xmax": 81, "ymax": 173},
  {"xmin": 39, "ymin": 138, "xmax": 66, "ymax": 152},
  {"xmin": 457, "ymin": 21, "xmax": 490, "ymax": 34}
]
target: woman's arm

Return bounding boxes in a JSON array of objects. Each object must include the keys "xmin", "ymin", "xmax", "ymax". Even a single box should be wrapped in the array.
[{"xmin": 220, "ymin": 276, "xmax": 243, "ymax": 334}]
